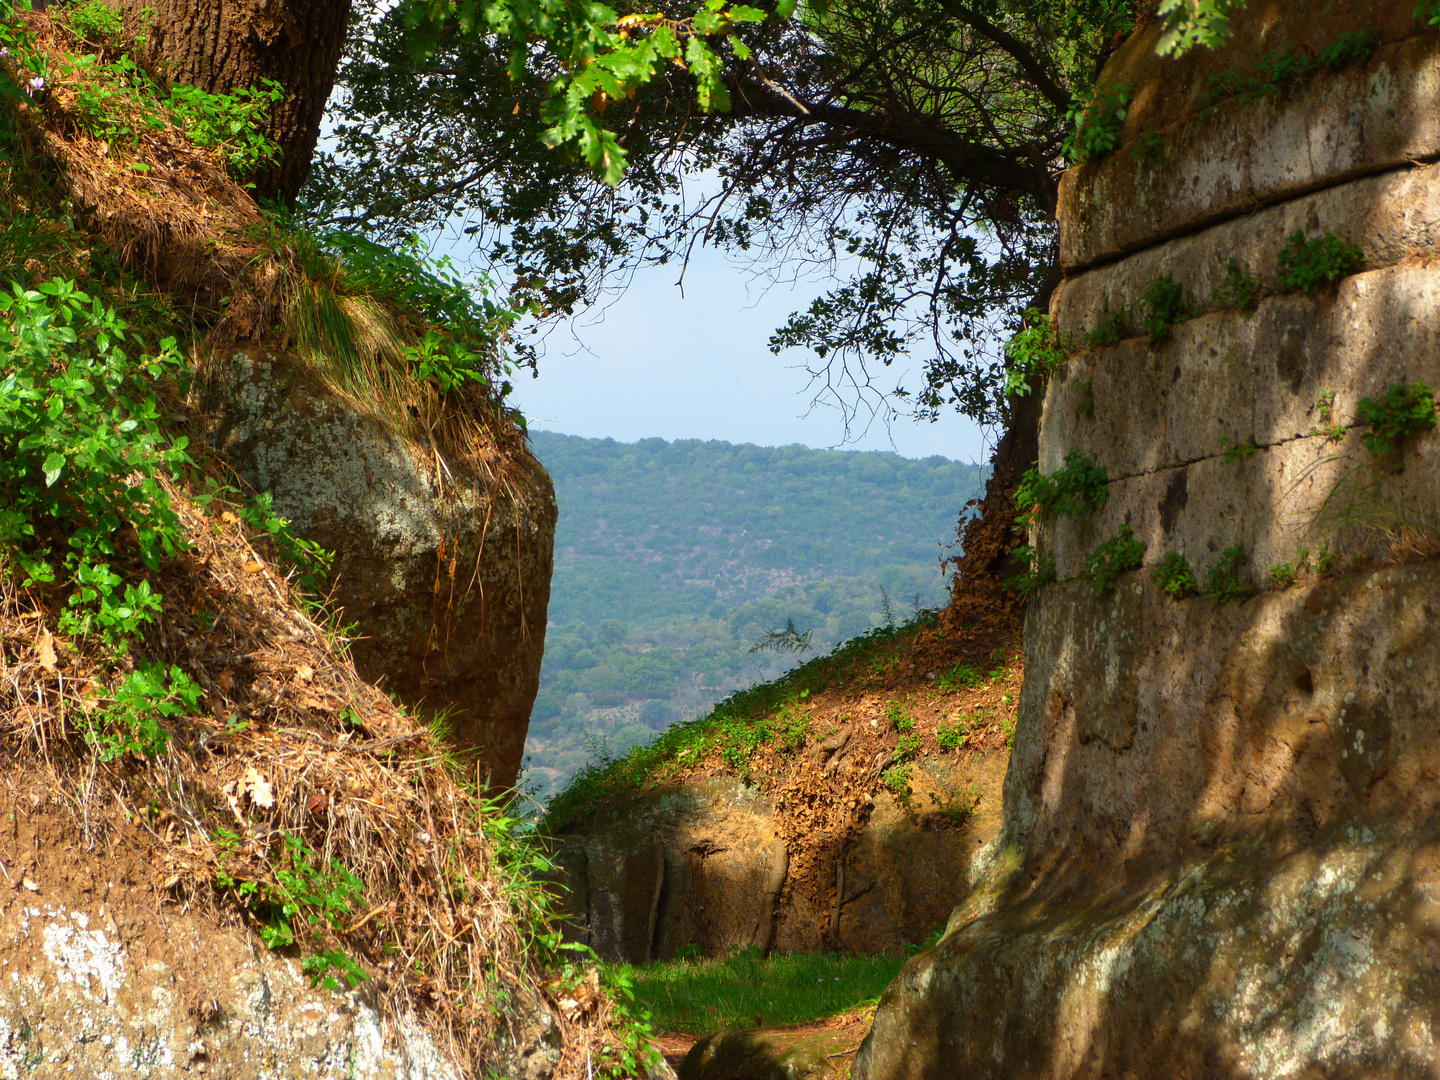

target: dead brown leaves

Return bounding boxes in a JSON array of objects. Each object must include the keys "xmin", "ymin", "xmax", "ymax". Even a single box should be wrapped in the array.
[{"xmin": 0, "ymin": 465, "xmax": 618, "ymax": 1078}]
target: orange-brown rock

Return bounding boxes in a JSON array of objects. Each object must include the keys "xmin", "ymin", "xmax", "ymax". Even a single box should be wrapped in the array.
[{"xmin": 207, "ymin": 352, "xmax": 555, "ymax": 788}]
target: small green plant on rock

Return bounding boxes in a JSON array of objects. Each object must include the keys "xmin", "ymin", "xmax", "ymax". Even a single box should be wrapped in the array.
[
  {"xmin": 1086, "ymin": 524, "xmax": 1146, "ymax": 594},
  {"xmin": 1152, "ymin": 551, "xmax": 1198, "ymax": 598},
  {"xmin": 1198, "ymin": 30, "xmax": 1378, "ymax": 112},
  {"xmin": 1075, "ymin": 378, "xmax": 1096, "ymax": 417},
  {"xmin": 1062, "ymin": 83, "xmax": 1132, "ymax": 165},
  {"xmin": 1269, "ymin": 549, "xmax": 1310, "ymax": 587},
  {"xmin": 1421, "ymin": 1, "xmax": 1440, "ymax": 29},
  {"xmin": 1004, "ymin": 309, "xmax": 1071, "ymax": 397},
  {"xmin": 938, "ymin": 786, "xmax": 979, "ymax": 826},
  {"xmin": 1357, "ymin": 382, "xmax": 1437, "ymax": 459},
  {"xmin": 1220, "ymin": 433, "xmax": 1259, "ymax": 463},
  {"xmin": 1130, "ymin": 130, "xmax": 1169, "ymax": 165},
  {"xmin": 1204, "ymin": 543, "xmax": 1251, "ymax": 602},
  {"xmin": 1016, "ymin": 451, "xmax": 1109, "ymax": 522},
  {"xmin": 882, "ymin": 762, "xmax": 914, "ymax": 807},
  {"xmin": 1003, "ymin": 544, "xmax": 1055, "ymax": 597},
  {"xmin": 1211, "ymin": 257, "xmax": 1261, "ymax": 313},
  {"xmin": 1085, "ymin": 310, "xmax": 1125, "ymax": 348},
  {"xmin": 1277, "ymin": 231, "xmax": 1364, "ymax": 294},
  {"xmin": 1142, "ymin": 275, "xmax": 1195, "ymax": 344},
  {"xmin": 1310, "ymin": 390, "xmax": 1347, "ymax": 440}
]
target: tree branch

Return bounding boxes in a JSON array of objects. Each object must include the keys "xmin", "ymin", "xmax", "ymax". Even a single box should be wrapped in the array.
[
  {"xmin": 934, "ymin": 0, "xmax": 1073, "ymax": 112},
  {"xmin": 729, "ymin": 83, "xmax": 1057, "ymax": 211}
]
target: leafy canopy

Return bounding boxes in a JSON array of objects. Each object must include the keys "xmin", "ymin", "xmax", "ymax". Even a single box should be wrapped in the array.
[{"xmin": 308, "ymin": 0, "xmax": 1247, "ymax": 434}]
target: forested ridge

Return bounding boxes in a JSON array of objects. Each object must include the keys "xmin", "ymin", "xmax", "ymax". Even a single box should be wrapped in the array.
[{"xmin": 523, "ymin": 431, "xmax": 987, "ymax": 799}]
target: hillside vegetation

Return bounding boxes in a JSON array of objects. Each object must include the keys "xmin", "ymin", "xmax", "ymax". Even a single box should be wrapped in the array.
[
  {"xmin": 0, "ymin": 11, "xmax": 646, "ymax": 1076},
  {"xmin": 523, "ymin": 431, "xmax": 988, "ymax": 800}
]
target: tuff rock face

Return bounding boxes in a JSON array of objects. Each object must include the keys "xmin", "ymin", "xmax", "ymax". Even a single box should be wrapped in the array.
[
  {"xmin": 207, "ymin": 352, "xmax": 556, "ymax": 789},
  {"xmin": 855, "ymin": 9, "xmax": 1440, "ymax": 1079},
  {"xmin": 0, "ymin": 896, "xmax": 464, "ymax": 1080},
  {"xmin": 556, "ymin": 750, "xmax": 1008, "ymax": 963}
]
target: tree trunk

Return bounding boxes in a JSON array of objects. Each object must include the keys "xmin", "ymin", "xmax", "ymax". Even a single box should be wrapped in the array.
[{"xmin": 121, "ymin": 0, "xmax": 351, "ymax": 205}]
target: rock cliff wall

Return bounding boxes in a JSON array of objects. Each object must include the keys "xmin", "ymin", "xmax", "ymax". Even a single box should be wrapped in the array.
[
  {"xmin": 856, "ymin": 7, "xmax": 1440, "ymax": 1078},
  {"xmin": 208, "ymin": 353, "xmax": 556, "ymax": 790}
]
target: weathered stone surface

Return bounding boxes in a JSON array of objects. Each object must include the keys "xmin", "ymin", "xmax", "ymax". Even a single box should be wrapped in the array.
[
  {"xmin": 1037, "ymin": 260, "xmax": 1440, "ymax": 582},
  {"xmin": 1052, "ymin": 162, "xmax": 1440, "ymax": 339},
  {"xmin": 679, "ymin": 1029, "xmax": 849, "ymax": 1080},
  {"xmin": 1043, "ymin": 263, "xmax": 1440, "ymax": 480},
  {"xmin": 205, "ymin": 353, "xmax": 556, "ymax": 789},
  {"xmin": 556, "ymin": 757, "xmax": 1005, "ymax": 962},
  {"xmin": 1009, "ymin": 563, "xmax": 1440, "ymax": 867},
  {"xmin": 854, "ymin": 13, "xmax": 1440, "ymax": 1079},
  {"xmin": 0, "ymin": 895, "xmax": 469, "ymax": 1080},
  {"xmin": 1039, "ymin": 428, "xmax": 1440, "ymax": 585},
  {"xmin": 855, "ymin": 537, "xmax": 1440, "ymax": 1079},
  {"xmin": 1058, "ymin": 16, "xmax": 1440, "ymax": 270},
  {"xmin": 853, "ymin": 824, "xmax": 1440, "ymax": 1080}
]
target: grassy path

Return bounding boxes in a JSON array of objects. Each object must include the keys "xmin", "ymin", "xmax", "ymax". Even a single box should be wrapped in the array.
[{"xmin": 610, "ymin": 949, "xmax": 913, "ymax": 1074}]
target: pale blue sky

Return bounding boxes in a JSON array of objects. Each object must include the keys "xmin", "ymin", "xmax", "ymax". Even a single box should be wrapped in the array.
[{"xmin": 434, "ymin": 226, "xmax": 991, "ymax": 463}]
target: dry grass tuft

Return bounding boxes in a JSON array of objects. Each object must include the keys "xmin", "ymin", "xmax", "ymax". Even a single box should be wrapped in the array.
[
  {"xmin": 0, "ymin": 13, "xmax": 643, "ymax": 1075},
  {"xmin": 0, "ymin": 465, "xmax": 635, "ymax": 1076},
  {"xmin": 6, "ymin": 10, "xmax": 528, "ymax": 478}
]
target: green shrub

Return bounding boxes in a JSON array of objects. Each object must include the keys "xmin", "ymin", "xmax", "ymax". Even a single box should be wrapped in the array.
[
  {"xmin": 1142, "ymin": 275, "xmax": 1194, "ymax": 344},
  {"xmin": 1016, "ymin": 450, "xmax": 1109, "ymax": 521},
  {"xmin": 1002, "ymin": 543, "xmax": 1056, "ymax": 597},
  {"xmin": 1421, "ymin": 1, "xmax": 1440, "ymax": 29},
  {"xmin": 886, "ymin": 699, "xmax": 915, "ymax": 732},
  {"xmin": 1086, "ymin": 524, "xmax": 1145, "ymax": 593},
  {"xmin": 64, "ymin": 0, "xmax": 123, "ymax": 42},
  {"xmin": 935, "ymin": 715, "xmax": 971, "ymax": 750},
  {"xmin": 1212, "ymin": 257, "xmax": 1261, "ymax": 313},
  {"xmin": 164, "ymin": 80, "xmax": 286, "ymax": 176},
  {"xmin": 893, "ymin": 732, "xmax": 921, "ymax": 762},
  {"xmin": 1269, "ymin": 549, "xmax": 1310, "ymax": 587},
  {"xmin": 935, "ymin": 661, "xmax": 983, "ymax": 692},
  {"xmin": 0, "ymin": 279, "xmax": 190, "ymax": 650},
  {"xmin": 1204, "ymin": 543, "xmax": 1251, "ymax": 602},
  {"xmin": 1152, "ymin": 551, "xmax": 1198, "ymax": 598},
  {"xmin": 85, "ymin": 662, "xmax": 201, "ymax": 760},
  {"xmin": 1004, "ymin": 309, "xmax": 1070, "ymax": 397},
  {"xmin": 1277, "ymin": 231, "xmax": 1363, "ymax": 293},
  {"xmin": 1062, "ymin": 83, "xmax": 1132, "ymax": 165},
  {"xmin": 1357, "ymin": 382, "xmax": 1437, "ymax": 458}
]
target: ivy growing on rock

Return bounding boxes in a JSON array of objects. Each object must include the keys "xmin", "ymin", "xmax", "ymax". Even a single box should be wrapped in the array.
[
  {"xmin": 1086, "ymin": 525, "xmax": 1145, "ymax": 594},
  {"xmin": 1277, "ymin": 231, "xmax": 1364, "ymax": 294}
]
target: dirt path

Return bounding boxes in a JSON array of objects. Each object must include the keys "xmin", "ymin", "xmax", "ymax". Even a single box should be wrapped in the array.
[{"xmin": 655, "ymin": 1009, "xmax": 874, "ymax": 1076}]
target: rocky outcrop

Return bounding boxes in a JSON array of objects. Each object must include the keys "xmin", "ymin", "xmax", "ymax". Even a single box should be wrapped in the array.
[
  {"xmin": 556, "ymin": 747, "xmax": 1008, "ymax": 962},
  {"xmin": 206, "ymin": 352, "xmax": 556, "ymax": 789},
  {"xmin": 0, "ymin": 895, "xmax": 468, "ymax": 1079},
  {"xmin": 855, "ymin": 10, "xmax": 1440, "ymax": 1079}
]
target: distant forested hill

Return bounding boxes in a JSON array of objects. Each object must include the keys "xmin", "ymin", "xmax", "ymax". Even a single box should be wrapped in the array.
[{"xmin": 522, "ymin": 432, "xmax": 987, "ymax": 800}]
